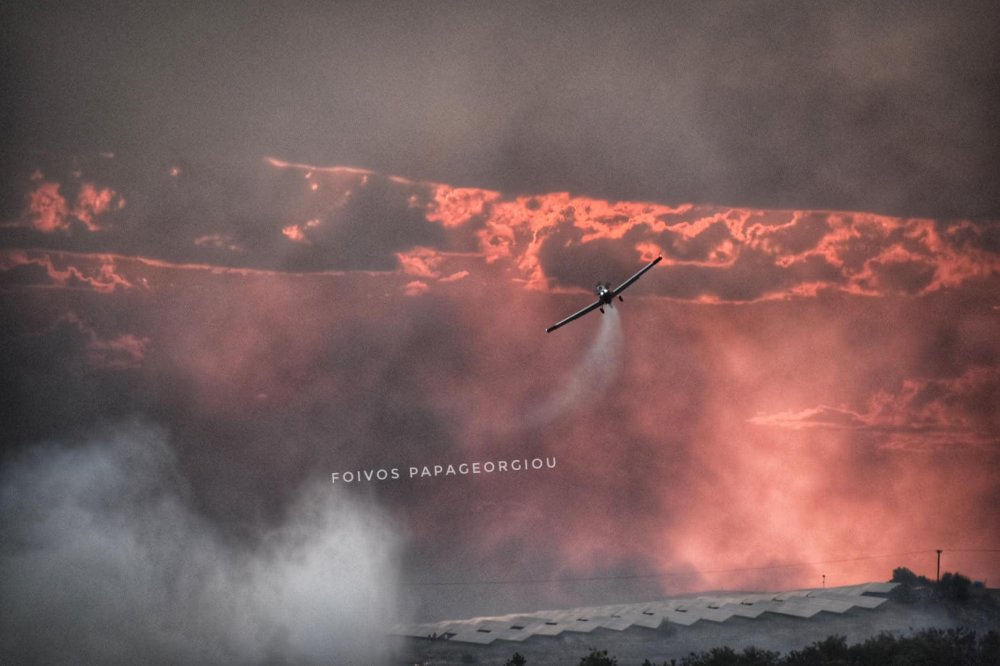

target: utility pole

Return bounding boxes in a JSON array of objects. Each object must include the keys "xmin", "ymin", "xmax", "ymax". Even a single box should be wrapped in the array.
[{"xmin": 936, "ymin": 549, "xmax": 943, "ymax": 582}]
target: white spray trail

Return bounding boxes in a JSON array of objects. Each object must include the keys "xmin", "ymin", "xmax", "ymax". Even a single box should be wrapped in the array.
[{"xmin": 527, "ymin": 307, "xmax": 624, "ymax": 427}]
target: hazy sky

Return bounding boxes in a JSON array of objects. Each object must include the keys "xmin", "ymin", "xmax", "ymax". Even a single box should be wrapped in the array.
[
  {"xmin": 2, "ymin": 2, "xmax": 998, "ymax": 663},
  {"xmin": 4, "ymin": 1, "xmax": 999, "ymax": 217}
]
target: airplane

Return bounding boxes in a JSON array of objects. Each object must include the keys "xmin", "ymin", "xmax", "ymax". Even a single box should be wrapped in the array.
[{"xmin": 545, "ymin": 255, "xmax": 663, "ymax": 333}]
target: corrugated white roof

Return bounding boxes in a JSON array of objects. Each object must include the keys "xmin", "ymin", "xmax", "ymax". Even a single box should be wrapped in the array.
[{"xmin": 391, "ymin": 582, "xmax": 897, "ymax": 645}]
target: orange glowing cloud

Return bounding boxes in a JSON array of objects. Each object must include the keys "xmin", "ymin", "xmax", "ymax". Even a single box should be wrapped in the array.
[
  {"xmin": 403, "ymin": 280, "xmax": 429, "ymax": 297},
  {"xmin": 0, "ymin": 251, "xmax": 133, "ymax": 292},
  {"xmin": 750, "ymin": 366, "xmax": 1000, "ymax": 450},
  {"xmin": 467, "ymin": 196, "xmax": 998, "ymax": 299},
  {"xmin": 282, "ymin": 218, "xmax": 322, "ymax": 244},
  {"xmin": 259, "ymin": 159, "xmax": 999, "ymax": 302},
  {"xmin": 74, "ymin": 182, "xmax": 124, "ymax": 231},
  {"xmin": 396, "ymin": 246, "xmax": 445, "ymax": 279},
  {"xmin": 194, "ymin": 234, "xmax": 246, "ymax": 253},
  {"xmin": 395, "ymin": 248, "xmax": 477, "ymax": 293},
  {"xmin": 439, "ymin": 270, "xmax": 469, "ymax": 283},
  {"xmin": 748, "ymin": 406, "xmax": 869, "ymax": 431},
  {"xmin": 266, "ymin": 156, "xmax": 378, "ymax": 180},
  {"xmin": 17, "ymin": 176, "xmax": 123, "ymax": 233},
  {"xmin": 85, "ymin": 331, "xmax": 149, "ymax": 369},
  {"xmin": 26, "ymin": 180, "xmax": 70, "ymax": 232},
  {"xmin": 424, "ymin": 185, "xmax": 501, "ymax": 227},
  {"xmin": 55, "ymin": 312, "xmax": 149, "ymax": 369}
]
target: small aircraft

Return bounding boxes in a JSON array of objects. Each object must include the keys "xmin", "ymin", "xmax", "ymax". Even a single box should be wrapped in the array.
[{"xmin": 545, "ymin": 256, "xmax": 663, "ymax": 333}]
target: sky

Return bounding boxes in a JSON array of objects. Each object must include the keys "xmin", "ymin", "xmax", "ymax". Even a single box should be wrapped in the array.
[{"xmin": 2, "ymin": 2, "xmax": 999, "ymax": 664}]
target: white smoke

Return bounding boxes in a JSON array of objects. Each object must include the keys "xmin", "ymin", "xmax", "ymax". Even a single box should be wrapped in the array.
[
  {"xmin": 0, "ymin": 420, "xmax": 406, "ymax": 665},
  {"xmin": 528, "ymin": 306, "xmax": 624, "ymax": 426}
]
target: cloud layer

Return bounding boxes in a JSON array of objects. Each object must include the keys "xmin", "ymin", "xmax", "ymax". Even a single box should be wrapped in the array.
[
  {"xmin": 4, "ymin": 3, "xmax": 999, "ymax": 218},
  {"xmin": 4, "ymin": 157, "xmax": 998, "ymax": 305}
]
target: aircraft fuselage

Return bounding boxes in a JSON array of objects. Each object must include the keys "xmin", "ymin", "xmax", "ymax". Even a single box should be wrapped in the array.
[
  {"xmin": 545, "ymin": 255, "xmax": 662, "ymax": 333},
  {"xmin": 596, "ymin": 284, "xmax": 618, "ymax": 312}
]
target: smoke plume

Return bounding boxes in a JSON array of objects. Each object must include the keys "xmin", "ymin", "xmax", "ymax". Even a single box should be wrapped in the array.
[
  {"xmin": 527, "ymin": 306, "xmax": 624, "ymax": 427},
  {"xmin": 0, "ymin": 420, "xmax": 407, "ymax": 665}
]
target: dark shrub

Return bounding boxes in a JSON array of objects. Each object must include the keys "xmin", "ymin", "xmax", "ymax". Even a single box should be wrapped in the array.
[
  {"xmin": 579, "ymin": 648, "xmax": 619, "ymax": 665},
  {"xmin": 938, "ymin": 571, "xmax": 972, "ymax": 601}
]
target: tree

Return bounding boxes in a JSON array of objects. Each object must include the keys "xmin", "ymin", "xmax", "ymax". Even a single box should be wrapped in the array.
[
  {"xmin": 680, "ymin": 646, "xmax": 779, "ymax": 665},
  {"xmin": 891, "ymin": 565, "xmax": 930, "ymax": 585},
  {"xmin": 579, "ymin": 648, "xmax": 619, "ymax": 665},
  {"xmin": 938, "ymin": 571, "xmax": 971, "ymax": 601},
  {"xmin": 504, "ymin": 653, "xmax": 527, "ymax": 666},
  {"xmin": 783, "ymin": 635, "xmax": 849, "ymax": 665}
]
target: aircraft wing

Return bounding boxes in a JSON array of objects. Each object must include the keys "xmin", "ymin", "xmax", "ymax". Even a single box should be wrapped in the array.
[
  {"xmin": 612, "ymin": 255, "xmax": 662, "ymax": 296},
  {"xmin": 545, "ymin": 300, "xmax": 603, "ymax": 333}
]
